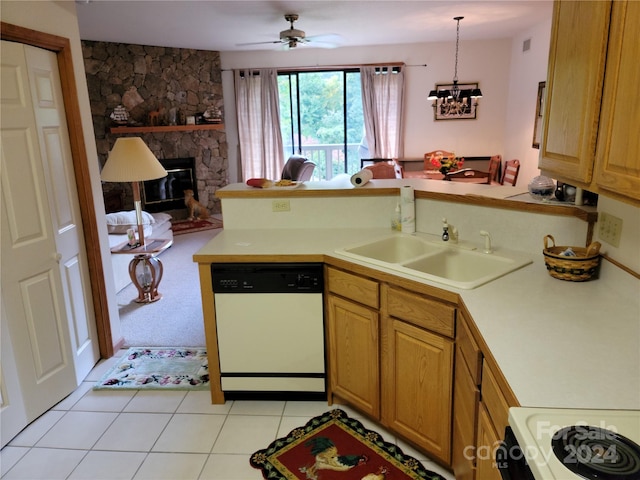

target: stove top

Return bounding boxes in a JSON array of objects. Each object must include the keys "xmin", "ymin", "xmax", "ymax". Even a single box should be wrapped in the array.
[{"xmin": 509, "ymin": 407, "xmax": 640, "ymax": 480}]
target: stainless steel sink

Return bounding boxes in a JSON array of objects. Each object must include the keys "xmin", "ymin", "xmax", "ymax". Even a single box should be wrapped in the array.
[{"xmin": 336, "ymin": 234, "xmax": 532, "ymax": 289}]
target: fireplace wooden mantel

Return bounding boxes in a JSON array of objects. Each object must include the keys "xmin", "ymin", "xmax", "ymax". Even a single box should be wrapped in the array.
[{"xmin": 110, "ymin": 124, "xmax": 224, "ymax": 134}]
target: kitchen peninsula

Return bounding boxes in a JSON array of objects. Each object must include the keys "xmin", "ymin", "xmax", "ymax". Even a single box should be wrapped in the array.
[{"xmin": 194, "ymin": 178, "xmax": 639, "ymax": 474}]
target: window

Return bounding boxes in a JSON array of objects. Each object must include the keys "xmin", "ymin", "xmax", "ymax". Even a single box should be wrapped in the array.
[{"xmin": 278, "ymin": 70, "xmax": 364, "ymax": 180}]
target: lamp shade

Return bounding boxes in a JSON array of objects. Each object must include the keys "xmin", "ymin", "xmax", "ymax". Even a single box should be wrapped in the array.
[
  {"xmin": 101, "ymin": 137, "xmax": 167, "ymax": 182},
  {"xmin": 427, "ymin": 90, "xmax": 438, "ymax": 100}
]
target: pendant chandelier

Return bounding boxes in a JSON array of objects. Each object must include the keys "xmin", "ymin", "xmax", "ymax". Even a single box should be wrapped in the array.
[{"xmin": 428, "ymin": 16, "xmax": 482, "ymax": 118}]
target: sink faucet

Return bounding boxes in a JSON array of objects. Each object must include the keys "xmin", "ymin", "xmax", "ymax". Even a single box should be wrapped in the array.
[
  {"xmin": 480, "ymin": 230, "xmax": 492, "ymax": 253},
  {"xmin": 442, "ymin": 218, "xmax": 458, "ymax": 243}
]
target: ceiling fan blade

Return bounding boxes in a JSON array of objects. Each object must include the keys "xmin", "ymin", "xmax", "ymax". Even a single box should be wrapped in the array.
[
  {"xmin": 304, "ymin": 33, "xmax": 344, "ymax": 49},
  {"xmin": 236, "ymin": 40, "xmax": 284, "ymax": 47}
]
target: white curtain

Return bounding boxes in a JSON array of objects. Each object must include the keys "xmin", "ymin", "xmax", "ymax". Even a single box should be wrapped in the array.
[
  {"xmin": 360, "ymin": 66, "xmax": 405, "ymax": 159},
  {"xmin": 234, "ymin": 69, "xmax": 284, "ymax": 180}
]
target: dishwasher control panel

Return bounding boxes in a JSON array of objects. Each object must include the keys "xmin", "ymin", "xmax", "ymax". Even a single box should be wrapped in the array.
[{"xmin": 211, "ymin": 263, "xmax": 323, "ymax": 293}]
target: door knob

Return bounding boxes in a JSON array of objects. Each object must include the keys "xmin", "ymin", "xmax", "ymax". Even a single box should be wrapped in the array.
[{"xmin": 53, "ymin": 252, "xmax": 62, "ymax": 263}]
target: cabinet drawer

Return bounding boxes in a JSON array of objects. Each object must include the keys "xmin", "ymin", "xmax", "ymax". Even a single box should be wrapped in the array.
[
  {"xmin": 481, "ymin": 362, "xmax": 511, "ymax": 439},
  {"xmin": 327, "ymin": 267, "xmax": 379, "ymax": 309},
  {"xmin": 386, "ymin": 286, "xmax": 455, "ymax": 338},
  {"xmin": 457, "ymin": 314, "xmax": 482, "ymax": 385}
]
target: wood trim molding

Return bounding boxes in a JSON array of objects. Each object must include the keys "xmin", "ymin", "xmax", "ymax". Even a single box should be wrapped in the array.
[
  {"xmin": 1, "ymin": 22, "xmax": 113, "ymax": 358},
  {"xmin": 602, "ymin": 254, "xmax": 640, "ymax": 280},
  {"xmin": 110, "ymin": 124, "xmax": 224, "ymax": 134}
]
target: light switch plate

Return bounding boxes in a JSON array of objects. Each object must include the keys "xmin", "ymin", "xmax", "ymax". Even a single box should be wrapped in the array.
[{"xmin": 598, "ymin": 212, "xmax": 623, "ymax": 247}]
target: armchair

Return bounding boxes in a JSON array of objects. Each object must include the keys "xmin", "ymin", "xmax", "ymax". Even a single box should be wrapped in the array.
[{"xmin": 281, "ymin": 155, "xmax": 316, "ymax": 181}]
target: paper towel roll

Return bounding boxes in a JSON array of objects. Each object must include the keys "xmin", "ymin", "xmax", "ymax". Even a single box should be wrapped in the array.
[
  {"xmin": 400, "ymin": 186, "xmax": 415, "ymax": 233},
  {"xmin": 350, "ymin": 168, "xmax": 374, "ymax": 187}
]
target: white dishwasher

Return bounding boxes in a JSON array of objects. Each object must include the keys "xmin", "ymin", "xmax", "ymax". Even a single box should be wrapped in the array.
[{"xmin": 211, "ymin": 263, "xmax": 325, "ymax": 400}]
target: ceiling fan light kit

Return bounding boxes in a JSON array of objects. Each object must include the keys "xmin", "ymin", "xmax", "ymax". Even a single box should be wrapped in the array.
[{"xmin": 430, "ymin": 16, "xmax": 483, "ymax": 120}]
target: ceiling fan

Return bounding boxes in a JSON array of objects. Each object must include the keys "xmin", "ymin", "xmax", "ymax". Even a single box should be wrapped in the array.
[{"xmin": 237, "ymin": 14, "xmax": 342, "ymax": 49}]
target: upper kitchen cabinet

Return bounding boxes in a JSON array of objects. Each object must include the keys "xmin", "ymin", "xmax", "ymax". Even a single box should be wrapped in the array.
[
  {"xmin": 540, "ymin": 0, "xmax": 640, "ymax": 204},
  {"xmin": 593, "ymin": 1, "xmax": 640, "ymax": 200},
  {"xmin": 539, "ymin": 0, "xmax": 611, "ymax": 185}
]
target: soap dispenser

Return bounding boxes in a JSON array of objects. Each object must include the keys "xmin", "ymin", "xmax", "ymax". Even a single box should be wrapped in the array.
[{"xmin": 391, "ymin": 203, "xmax": 401, "ymax": 231}]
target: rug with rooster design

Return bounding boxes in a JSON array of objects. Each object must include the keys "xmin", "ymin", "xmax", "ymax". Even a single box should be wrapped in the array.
[{"xmin": 250, "ymin": 409, "xmax": 445, "ymax": 480}]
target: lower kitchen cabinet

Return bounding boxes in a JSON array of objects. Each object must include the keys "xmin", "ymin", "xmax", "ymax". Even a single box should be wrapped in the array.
[
  {"xmin": 476, "ymin": 403, "xmax": 503, "ymax": 480},
  {"xmin": 381, "ymin": 316, "xmax": 454, "ymax": 464},
  {"xmin": 326, "ymin": 267, "xmax": 380, "ymax": 418},
  {"xmin": 325, "ymin": 263, "xmax": 516, "ymax": 475},
  {"xmin": 476, "ymin": 360, "xmax": 515, "ymax": 480},
  {"xmin": 326, "ymin": 294, "xmax": 380, "ymax": 417},
  {"xmin": 382, "ymin": 283, "xmax": 456, "ymax": 464},
  {"xmin": 452, "ymin": 352, "xmax": 480, "ymax": 480},
  {"xmin": 452, "ymin": 310, "xmax": 482, "ymax": 479}
]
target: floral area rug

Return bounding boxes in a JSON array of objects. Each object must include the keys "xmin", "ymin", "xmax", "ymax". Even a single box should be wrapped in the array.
[
  {"xmin": 94, "ymin": 348, "xmax": 209, "ymax": 390},
  {"xmin": 250, "ymin": 409, "xmax": 446, "ymax": 480},
  {"xmin": 171, "ymin": 217, "xmax": 223, "ymax": 236}
]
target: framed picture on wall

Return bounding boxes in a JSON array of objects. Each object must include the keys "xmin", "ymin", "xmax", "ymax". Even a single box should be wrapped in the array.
[
  {"xmin": 532, "ymin": 81, "xmax": 545, "ymax": 149},
  {"xmin": 431, "ymin": 82, "xmax": 479, "ymax": 120}
]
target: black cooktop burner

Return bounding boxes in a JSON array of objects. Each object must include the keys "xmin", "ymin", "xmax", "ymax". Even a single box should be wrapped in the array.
[{"xmin": 552, "ymin": 426, "xmax": 640, "ymax": 479}]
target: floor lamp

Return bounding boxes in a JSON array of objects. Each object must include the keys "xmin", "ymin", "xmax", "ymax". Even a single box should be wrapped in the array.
[{"xmin": 100, "ymin": 137, "xmax": 167, "ymax": 246}]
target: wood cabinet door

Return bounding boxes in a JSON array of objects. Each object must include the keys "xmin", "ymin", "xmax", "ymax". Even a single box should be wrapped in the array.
[
  {"xmin": 326, "ymin": 294, "xmax": 380, "ymax": 417},
  {"xmin": 382, "ymin": 318, "xmax": 454, "ymax": 464},
  {"xmin": 594, "ymin": 0, "xmax": 640, "ymax": 201},
  {"xmin": 452, "ymin": 355, "xmax": 480, "ymax": 480},
  {"xmin": 539, "ymin": 0, "xmax": 611, "ymax": 184},
  {"xmin": 476, "ymin": 404, "xmax": 503, "ymax": 480}
]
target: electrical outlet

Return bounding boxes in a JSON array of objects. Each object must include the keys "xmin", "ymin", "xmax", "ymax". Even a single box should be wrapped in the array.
[
  {"xmin": 598, "ymin": 212, "xmax": 623, "ymax": 247},
  {"xmin": 272, "ymin": 200, "xmax": 290, "ymax": 212}
]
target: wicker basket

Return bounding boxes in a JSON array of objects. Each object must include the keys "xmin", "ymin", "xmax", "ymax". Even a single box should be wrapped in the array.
[{"xmin": 543, "ymin": 235, "xmax": 601, "ymax": 282}]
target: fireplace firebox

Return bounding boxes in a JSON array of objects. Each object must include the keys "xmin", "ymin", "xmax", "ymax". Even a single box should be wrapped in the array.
[{"xmin": 142, "ymin": 157, "xmax": 197, "ymax": 212}]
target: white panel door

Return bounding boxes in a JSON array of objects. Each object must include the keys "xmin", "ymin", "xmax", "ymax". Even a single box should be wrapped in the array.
[
  {"xmin": 23, "ymin": 45, "xmax": 99, "ymax": 383},
  {"xmin": 0, "ymin": 40, "xmax": 94, "ymax": 445},
  {"xmin": 0, "ymin": 298, "xmax": 28, "ymax": 447}
]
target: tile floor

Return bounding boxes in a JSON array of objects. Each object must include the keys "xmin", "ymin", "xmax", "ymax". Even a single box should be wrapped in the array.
[{"xmin": 1, "ymin": 354, "xmax": 455, "ymax": 480}]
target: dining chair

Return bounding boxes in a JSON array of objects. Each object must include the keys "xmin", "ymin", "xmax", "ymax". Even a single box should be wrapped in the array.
[
  {"xmin": 364, "ymin": 161, "xmax": 402, "ymax": 179},
  {"xmin": 501, "ymin": 159, "xmax": 520, "ymax": 186},
  {"xmin": 445, "ymin": 168, "xmax": 491, "ymax": 183},
  {"xmin": 361, "ymin": 158, "xmax": 393, "ymax": 168},
  {"xmin": 488, "ymin": 155, "xmax": 502, "ymax": 183}
]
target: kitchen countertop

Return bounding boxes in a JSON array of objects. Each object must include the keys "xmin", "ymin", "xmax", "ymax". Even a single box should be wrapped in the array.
[
  {"xmin": 194, "ymin": 227, "xmax": 640, "ymax": 411},
  {"xmin": 217, "ymin": 175, "xmax": 528, "ymax": 198}
]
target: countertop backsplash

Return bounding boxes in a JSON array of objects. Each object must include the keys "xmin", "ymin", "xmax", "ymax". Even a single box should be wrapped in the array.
[
  {"xmin": 221, "ymin": 194, "xmax": 589, "ymax": 257},
  {"xmin": 594, "ymin": 196, "xmax": 640, "ymax": 274}
]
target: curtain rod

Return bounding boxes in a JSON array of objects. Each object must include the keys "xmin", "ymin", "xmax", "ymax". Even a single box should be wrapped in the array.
[{"xmin": 221, "ymin": 62, "xmax": 426, "ymax": 72}]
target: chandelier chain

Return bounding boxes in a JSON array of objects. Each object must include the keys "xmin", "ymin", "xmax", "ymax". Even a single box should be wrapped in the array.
[{"xmin": 454, "ymin": 17, "xmax": 460, "ymax": 84}]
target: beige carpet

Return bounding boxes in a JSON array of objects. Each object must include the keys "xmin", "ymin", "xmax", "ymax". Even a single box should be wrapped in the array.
[{"xmin": 117, "ymin": 226, "xmax": 222, "ymax": 347}]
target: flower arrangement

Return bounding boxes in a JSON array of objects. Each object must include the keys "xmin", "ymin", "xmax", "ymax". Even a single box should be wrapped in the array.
[{"xmin": 430, "ymin": 153, "xmax": 464, "ymax": 175}]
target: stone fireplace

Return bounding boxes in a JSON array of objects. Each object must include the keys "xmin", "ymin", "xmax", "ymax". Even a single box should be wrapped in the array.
[{"xmin": 82, "ymin": 40, "xmax": 228, "ymax": 217}]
